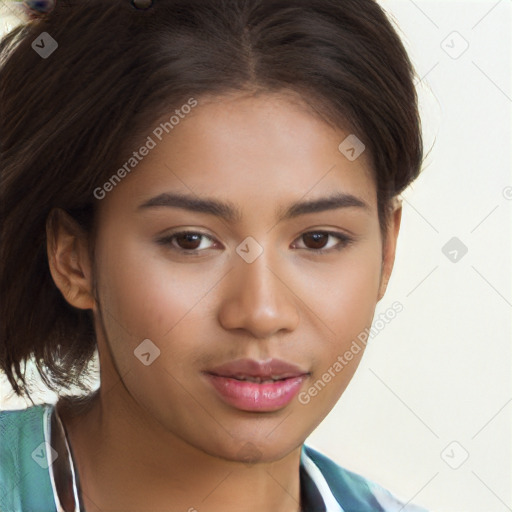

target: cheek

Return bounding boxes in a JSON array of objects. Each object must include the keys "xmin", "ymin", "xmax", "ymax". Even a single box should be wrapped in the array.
[
  {"xmin": 300, "ymin": 238, "xmax": 383, "ymax": 341},
  {"xmin": 329, "ymin": 255, "xmax": 381, "ymax": 333},
  {"xmin": 295, "ymin": 240, "xmax": 382, "ymax": 413},
  {"xmin": 93, "ymin": 229, "xmax": 216, "ymax": 369}
]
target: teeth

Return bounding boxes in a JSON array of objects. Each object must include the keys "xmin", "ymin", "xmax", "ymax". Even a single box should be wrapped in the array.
[{"xmin": 232, "ymin": 376, "xmax": 281, "ymax": 383}]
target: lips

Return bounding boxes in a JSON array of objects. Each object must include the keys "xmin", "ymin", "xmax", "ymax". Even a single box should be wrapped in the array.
[
  {"xmin": 205, "ymin": 358, "xmax": 308, "ymax": 381},
  {"xmin": 203, "ymin": 358, "xmax": 310, "ymax": 412}
]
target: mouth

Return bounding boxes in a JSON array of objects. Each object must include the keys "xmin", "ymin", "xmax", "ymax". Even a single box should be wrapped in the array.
[
  {"xmin": 203, "ymin": 358, "xmax": 310, "ymax": 412},
  {"xmin": 211, "ymin": 374, "xmax": 296, "ymax": 383}
]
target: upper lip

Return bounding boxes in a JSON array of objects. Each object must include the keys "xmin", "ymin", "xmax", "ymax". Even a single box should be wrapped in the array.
[{"xmin": 205, "ymin": 358, "xmax": 309, "ymax": 380}]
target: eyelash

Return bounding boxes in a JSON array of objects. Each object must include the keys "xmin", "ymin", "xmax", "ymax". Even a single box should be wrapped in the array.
[{"xmin": 156, "ymin": 230, "xmax": 355, "ymax": 256}]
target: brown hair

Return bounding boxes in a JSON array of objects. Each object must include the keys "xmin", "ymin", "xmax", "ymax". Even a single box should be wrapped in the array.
[{"xmin": 0, "ymin": 0, "xmax": 423, "ymax": 401}]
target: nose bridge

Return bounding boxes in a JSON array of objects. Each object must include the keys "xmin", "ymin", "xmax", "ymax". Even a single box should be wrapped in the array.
[
  {"xmin": 217, "ymin": 241, "xmax": 300, "ymax": 337},
  {"xmin": 239, "ymin": 247, "xmax": 276, "ymax": 302}
]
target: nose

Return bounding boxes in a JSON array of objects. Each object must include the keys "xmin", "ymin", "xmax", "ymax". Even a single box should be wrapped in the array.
[{"xmin": 217, "ymin": 248, "xmax": 300, "ymax": 339}]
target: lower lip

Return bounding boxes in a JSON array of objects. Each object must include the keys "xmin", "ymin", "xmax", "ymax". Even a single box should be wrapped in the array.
[{"xmin": 204, "ymin": 373, "xmax": 308, "ymax": 412}]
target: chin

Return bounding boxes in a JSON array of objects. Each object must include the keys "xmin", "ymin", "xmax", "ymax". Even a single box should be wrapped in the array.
[{"xmin": 200, "ymin": 432, "xmax": 304, "ymax": 465}]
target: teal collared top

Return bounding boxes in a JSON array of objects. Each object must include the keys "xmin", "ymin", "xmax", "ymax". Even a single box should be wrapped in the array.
[{"xmin": 0, "ymin": 404, "xmax": 429, "ymax": 512}]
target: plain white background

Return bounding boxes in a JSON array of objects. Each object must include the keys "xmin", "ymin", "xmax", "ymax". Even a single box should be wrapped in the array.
[{"xmin": 1, "ymin": 1, "xmax": 511, "ymax": 511}]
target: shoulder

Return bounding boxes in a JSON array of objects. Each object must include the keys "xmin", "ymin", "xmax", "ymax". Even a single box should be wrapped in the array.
[
  {"xmin": 303, "ymin": 444, "xmax": 430, "ymax": 511},
  {"xmin": 0, "ymin": 403, "xmax": 58, "ymax": 512}
]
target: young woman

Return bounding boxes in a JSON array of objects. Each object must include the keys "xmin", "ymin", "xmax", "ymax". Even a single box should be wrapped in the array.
[{"xmin": 0, "ymin": 0, "xmax": 427, "ymax": 510}]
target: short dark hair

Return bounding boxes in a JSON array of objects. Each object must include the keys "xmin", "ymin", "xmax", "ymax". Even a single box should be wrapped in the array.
[{"xmin": 0, "ymin": 0, "xmax": 423, "ymax": 401}]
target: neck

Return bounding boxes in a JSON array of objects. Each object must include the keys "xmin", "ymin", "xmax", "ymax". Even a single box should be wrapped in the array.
[{"xmin": 57, "ymin": 388, "xmax": 304, "ymax": 512}]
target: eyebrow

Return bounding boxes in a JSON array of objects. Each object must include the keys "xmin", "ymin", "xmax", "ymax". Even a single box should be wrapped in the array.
[{"xmin": 138, "ymin": 191, "xmax": 370, "ymax": 223}]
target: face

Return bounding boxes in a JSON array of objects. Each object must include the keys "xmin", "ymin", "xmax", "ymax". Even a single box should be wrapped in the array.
[{"xmin": 59, "ymin": 91, "xmax": 400, "ymax": 463}]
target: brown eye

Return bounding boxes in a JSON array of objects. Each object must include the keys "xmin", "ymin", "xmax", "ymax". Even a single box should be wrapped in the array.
[
  {"xmin": 174, "ymin": 232, "xmax": 203, "ymax": 250},
  {"xmin": 302, "ymin": 232, "xmax": 329, "ymax": 250},
  {"xmin": 294, "ymin": 231, "xmax": 354, "ymax": 254},
  {"xmin": 156, "ymin": 230, "xmax": 354, "ymax": 257},
  {"xmin": 156, "ymin": 231, "xmax": 216, "ymax": 254}
]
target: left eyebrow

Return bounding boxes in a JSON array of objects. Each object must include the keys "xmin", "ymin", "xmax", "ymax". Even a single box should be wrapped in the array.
[{"xmin": 138, "ymin": 191, "xmax": 370, "ymax": 223}]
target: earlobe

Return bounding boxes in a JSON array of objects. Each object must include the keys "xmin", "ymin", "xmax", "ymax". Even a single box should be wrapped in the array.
[
  {"xmin": 46, "ymin": 208, "xmax": 96, "ymax": 310},
  {"xmin": 377, "ymin": 198, "xmax": 402, "ymax": 302}
]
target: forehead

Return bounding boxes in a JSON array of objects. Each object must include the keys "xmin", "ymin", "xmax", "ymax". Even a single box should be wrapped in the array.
[{"xmin": 100, "ymin": 92, "xmax": 377, "ymax": 218}]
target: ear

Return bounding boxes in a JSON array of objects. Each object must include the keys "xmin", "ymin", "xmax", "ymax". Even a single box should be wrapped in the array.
[
  {"xmin": 46, "ymin": 208, "xmax": 96, "ymax": 310},
  {"xmin": 377, "ymin": 198, "xmax": 402, "ymax": 302}
]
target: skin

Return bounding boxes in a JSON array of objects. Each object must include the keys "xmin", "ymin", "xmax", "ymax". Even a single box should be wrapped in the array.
[{"xmin": 47, "ymin": 90, "xmax": 401, "ymax": 512}]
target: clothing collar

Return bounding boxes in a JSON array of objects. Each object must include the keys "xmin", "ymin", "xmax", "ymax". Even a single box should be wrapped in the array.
[
  {"xmin": 47, "ymin": 404, "xmax": 342, "ymax": 512},
  {"xmin": 45, "ymin": 404, "xmax": 83, "ymax": 512}
]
